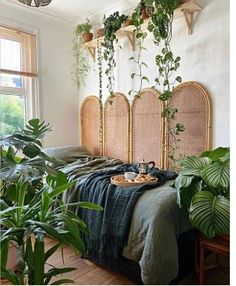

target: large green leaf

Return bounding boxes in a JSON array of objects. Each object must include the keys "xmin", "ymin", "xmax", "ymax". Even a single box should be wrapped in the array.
[
  {"xmin": 189, "ymin": 191, "xmax": 230, "ymax": 238},
  {"xmin": 200, "ymin": 147, "xmax": 229, "ymax": 161},
  {"xmin": 181, "ymin": 156, "xmax": 212, "ymax": 176},
  {"xmin": 34, "ymin": 232, "xmax": 45, "ymax": 285},
  {"xmin": 201, "ymin": 159, "xmax": 230, "ymax": 189}
]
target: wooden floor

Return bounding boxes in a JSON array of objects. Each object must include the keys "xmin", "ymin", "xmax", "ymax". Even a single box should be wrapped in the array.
[{"xmin": 1, "ymin": 238, "xmax": 229, "ymax": 285}]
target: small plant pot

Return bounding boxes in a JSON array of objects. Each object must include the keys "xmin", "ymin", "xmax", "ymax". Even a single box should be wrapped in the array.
[
  {"xmin": 124, "ymin": 18, "xmax": 133, "ymax": 27},
  {"xmin": 141, "ymin": 7, "xmax": 149, "ymax": 20},
  {"xmin": 96, "ymin": 28, "xmax": 104, "ymax": 38},
  {"xmin": 82, "ymin": 32, "xmax": 93, "ymax": 43}
]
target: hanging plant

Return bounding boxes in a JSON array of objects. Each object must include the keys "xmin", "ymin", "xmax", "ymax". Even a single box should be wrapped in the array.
[
  {"xmin": 128, "ymin": 2, "xmax": 150, "ymax": 99},
  {"xmin": 147, "ymin": 0, "xmax": 185, "ymax": 167},
  {"xmin": 72, "ymin": 26, "xmax": 91, "ymax": 89},
  {"xmin": 97, "ymin": 45, "xmax": 103, "ymax": 152},
  {"xmin": 102, "ymin": 12, "xmax": 127, "ymax": 102}
]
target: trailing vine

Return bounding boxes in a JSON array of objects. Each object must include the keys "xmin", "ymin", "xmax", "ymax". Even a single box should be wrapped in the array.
[
  {"xmin": 129, "ymin": 3, "xmax": 149, "ymax": 99},
  {"xmin": 72, "ymin": 26, "xmax": 91, "ymax": 89},
  {"xmin": 102, "ymin": 12, "xmax": 127, "ymax": 103},
  {"xmin": 148, "ymin": 0, "xmax": 185, "ymax": 167},
  {"xmin": 97, "ymin": 45, "xmax": 103, "ymax": 152}
]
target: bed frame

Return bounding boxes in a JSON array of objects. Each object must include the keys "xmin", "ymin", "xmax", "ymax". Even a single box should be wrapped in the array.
[{"xmin": 80, "ymin": 82, "xmax": 211, "ymax": 169}]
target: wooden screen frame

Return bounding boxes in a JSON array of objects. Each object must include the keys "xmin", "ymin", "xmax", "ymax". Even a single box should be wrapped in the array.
[
  {"xmin": 164, "ymin": 81, "xmax": 212, "ymax": 169},
  {"xmin": 130, "ymin": 88, "xmax": 164, "ymax": 168},
  {"xmin": 80, "ymin": 95, "xmax": 102, "ymax": 156},
  {"xmin": 103, "ymin": 92, "xmax": 130, "ymax": 163}
]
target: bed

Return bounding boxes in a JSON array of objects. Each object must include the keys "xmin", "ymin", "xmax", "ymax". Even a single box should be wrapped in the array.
[{"xmin": 46, "ymin": 82, "xmax": 211, "ymax": 284}]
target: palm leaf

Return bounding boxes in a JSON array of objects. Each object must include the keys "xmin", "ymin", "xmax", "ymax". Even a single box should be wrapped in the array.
[{"xmin": 189, "ymin": 191, "xmax": 230, "ymax": 238}]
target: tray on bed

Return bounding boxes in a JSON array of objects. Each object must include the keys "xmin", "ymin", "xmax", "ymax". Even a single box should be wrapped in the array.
[{"xmin": 111, "ymin": 174, "xmax": 158, "ymax": 187}]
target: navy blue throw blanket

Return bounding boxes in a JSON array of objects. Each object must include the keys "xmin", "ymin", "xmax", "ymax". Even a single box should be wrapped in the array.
[{"xmin": 77, "ymin": 164, "xmax": 177, "ymax": 268}]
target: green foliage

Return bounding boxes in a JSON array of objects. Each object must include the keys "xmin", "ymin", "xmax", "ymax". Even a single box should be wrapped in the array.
[
  {"xmin": 129, "ymin": 3, "xmax": 149, "ymax": 98},
  {"xmin": 72, "ymin": 27, "xmax": 91, "ymax": 89},
  {"xmin": 173, "ymin": 147, "xmax": 230, "ymax": 238},
  {"xmin": 102, "ymin": 12, "xmax": 127, "ymax": 101},
  {"xmin": 147, "ymin": 0, "xmax": 183, "ymax": 166},
  {"xmin": 0, "ymin": 119, "xmax": 103, "ymax": 285},
  {"xmin": 75, "ymin": 19, "xmax": 93, "ymax": 34},
  {"xmin": 0, "ymin": 94, "xmax": 24, "ymax": 136}
]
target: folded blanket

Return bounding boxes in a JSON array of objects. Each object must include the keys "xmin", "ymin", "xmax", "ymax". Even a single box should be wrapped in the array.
[{"xmin": 76, "ymin": 164, "xmax": 177, "ymax": 267}]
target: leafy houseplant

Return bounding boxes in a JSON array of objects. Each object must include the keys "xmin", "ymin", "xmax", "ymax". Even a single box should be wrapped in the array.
[
  {"xmin": 102, "ymin": 12, "xmax": 127, "ymax": 102},
  {"xmin": 76, "ymin": 18, "xmax": 93, "ymax": 42},
  {"xmin": 147, "ymin": 0, "xmax": 184, "ymax": 167},
  {"xmin": 173, "ymin": 147, "xmax": 230, "ymax": 238},
  {"xmin": 129, "ymin": 2, "xmax": 149, "ymax": 99},
  {"xmin": 72, "ymin": 26, "xmax": 91, "ymax": 90},
  {"xmin": 0, "ymin": 119, "xmax": 102, "ymax": 285}
]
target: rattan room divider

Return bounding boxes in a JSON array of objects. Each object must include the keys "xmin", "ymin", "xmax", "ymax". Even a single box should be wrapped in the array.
[
  {"xmin": 103, "ymin": 93, "xmax": 130, "ymax": 163},
  {"xmin": 80, "ymin": 82, "xmax": 211, "ymax": 170},
  {"xmin": 165, "ymin": 82, "xmax": 211, "ymax": 169},
  {"xmin": 131, "ymin": 88, "xmax": 164, "ymax": 169},
  {"xmin": 80, "ymin": 96, "xmax": 101, "ymax": 156}
]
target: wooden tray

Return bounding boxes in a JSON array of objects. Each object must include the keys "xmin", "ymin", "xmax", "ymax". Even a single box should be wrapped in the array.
[{"xmin": 110, "ymin": 174, "xmax": 158, "ymax": 187}]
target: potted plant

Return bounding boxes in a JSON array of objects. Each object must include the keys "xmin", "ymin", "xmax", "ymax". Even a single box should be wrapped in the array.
[
  {"xmin": 102, "ymin": 12, "xmax": 127, "ymax": 101},
  {"xmin": 72, "ymin": 25, "xmax": 91, "ymax": 89},
  {"xmin": 76, "ymin": 18, "xmax": 93, "ymax": 42},
  {"xmin": 0, "ymin": 119, "xmax": 102, "ymax": 285},
  {"xmin": 128, "ymin": 3, "xmax": 149, "ymax": 99},
  {"xmin": 139, "ymin": 0, "xmax": 154, "ymax": 19},
  {"xmin": 173, "ymin": 147, "xmax": 230, "ymax": 238}
]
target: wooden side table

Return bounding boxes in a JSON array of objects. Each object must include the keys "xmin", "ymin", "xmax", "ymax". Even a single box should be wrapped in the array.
[{"xmin": 195, "ymin": 232, "xmax": 229, "ymax": 285}]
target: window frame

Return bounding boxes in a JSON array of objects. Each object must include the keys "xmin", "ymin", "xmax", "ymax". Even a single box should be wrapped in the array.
[{"xmin": 0, "ymin": 20, "xmax": 40, "ymax": 132}]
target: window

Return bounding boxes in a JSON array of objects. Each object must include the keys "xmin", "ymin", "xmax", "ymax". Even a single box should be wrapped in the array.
[{"xmin": 0, "ymin": 25, "xmax": 38, "ymax": 136}]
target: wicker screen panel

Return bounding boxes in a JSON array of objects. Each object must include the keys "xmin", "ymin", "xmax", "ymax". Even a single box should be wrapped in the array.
[
  {"xmin": 131, "ymin": 89, "xmax": 163, "ymax": 168},
  {"xmin": 80, "ymin": 96, "xmax": 101, "ymax": 156},
  {"xmin": 167, "ymin": 82, "xmax": 211, "ymax": 168},
  {"xmin": 104, "ymin": 93, "xmax": 130, "ymax": 162}
]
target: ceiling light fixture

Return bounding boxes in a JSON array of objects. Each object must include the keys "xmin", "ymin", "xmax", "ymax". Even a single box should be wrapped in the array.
[{"xmin": 18, "ymin": 0, "xmax": 52, "ymax": 7}]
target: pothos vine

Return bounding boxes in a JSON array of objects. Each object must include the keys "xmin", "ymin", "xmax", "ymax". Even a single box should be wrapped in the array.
[
  {"xmin": 147, "ymin": 0, "xmax": 185, "ymax": 167},
  {"xmin": 97, "ymin": 44, "xmax": 103, "ymax": 152}
]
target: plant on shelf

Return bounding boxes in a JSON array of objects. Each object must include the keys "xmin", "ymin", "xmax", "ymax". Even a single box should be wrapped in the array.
[
  {"xmin": 147, "ymin": 0, "xmax": 184, "ymax": 167},
  {"xmin": 128, "ymin": 1, "xmax": 150, "ymax": 99},
  {"xmin": 0, "ymin": 119, "xmax": 102, "ymax": 285},
  {"xmin": 173, "ymin": 147, "xmax": 230, "ymax": 238},
  {"xmin": 72, "ymin": 22, "xmax": 91, "ymax": 90},
  {"xmin": 76, "ymin": 18, "xmax": 93, "ymax": 43},
  {"xmin": 102, "ymin": 11, "xmax": 127, "ymax": 102}
]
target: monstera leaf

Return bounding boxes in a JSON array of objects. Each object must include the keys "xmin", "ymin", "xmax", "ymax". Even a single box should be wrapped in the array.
[{"xmin": 189, "ymin": 191, "xmax": 230, "ymax": 238}]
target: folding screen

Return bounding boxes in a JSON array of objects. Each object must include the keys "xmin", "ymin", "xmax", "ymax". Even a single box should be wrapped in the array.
[
  {"xmin": 80, "ymin": 96, "xmax": 101, "ymax": 156},
  {"xmin": 166, "ymin": 82, "xmax": 211, "ymax": 168},
  {"xmin": 103, "ymin": 93, "xmax": 130, "ymax": 162},
  {"xmin": 131, "ymin": 89, "xmax": 163, "ymax": 168}
]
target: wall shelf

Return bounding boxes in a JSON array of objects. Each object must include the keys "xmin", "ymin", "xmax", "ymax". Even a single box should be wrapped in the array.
[{"xmin": 83, "ymin": 0, "xmax": 202, "ymax": 60}]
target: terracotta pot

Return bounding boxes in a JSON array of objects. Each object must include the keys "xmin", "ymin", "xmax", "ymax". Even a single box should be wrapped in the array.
[
  {"xmin": 7, "ymin": 243, "xmax": 18, "ymax": 270},
  {"xmin": 82, "ymin": 32, "xmax": 93, "ymax": 43},
  {"xmin": 96, "ymin": 28, "xmax": 104, "ymax": 38},
  {"xmin": 141, "ymin": 7, "xmax": 149, "ymax": 20},
  {"xmin": 125, "ymin": 18, "xmax": 133, "ymax": 27}
]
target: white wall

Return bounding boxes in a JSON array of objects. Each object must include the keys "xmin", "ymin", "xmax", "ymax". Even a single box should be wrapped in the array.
[
  {"xmin": 80, "ymin": 0, "xmax": 230, "ymax": 148},
  {"xmin": 0, "ymin": 0, "xmax": 79, "ymax": 147}
]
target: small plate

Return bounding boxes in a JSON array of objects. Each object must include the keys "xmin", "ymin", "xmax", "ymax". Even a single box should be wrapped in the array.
[{"xmin": 110, "ymin": 174, "xmax": 158, "ymax": 187}]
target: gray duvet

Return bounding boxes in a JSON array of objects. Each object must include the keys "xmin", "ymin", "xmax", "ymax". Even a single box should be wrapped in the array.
[{"xmin": 61, "ymin": 155, "xmax": 192, "ymax": 285}]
